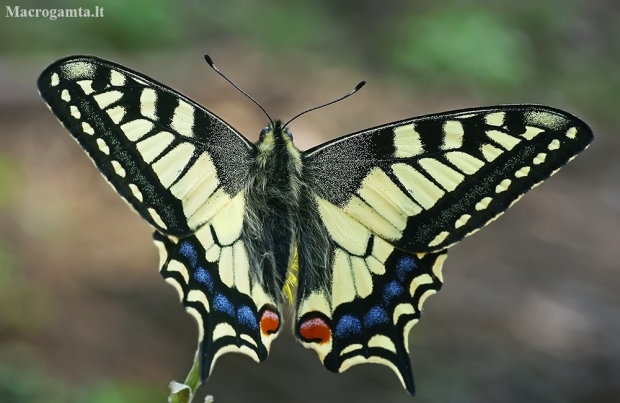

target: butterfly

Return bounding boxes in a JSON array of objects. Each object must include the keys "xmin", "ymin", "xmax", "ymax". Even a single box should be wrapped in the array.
[{"xmin": 37, "ymin": 55, "xmax": 593, "ymax": 395}]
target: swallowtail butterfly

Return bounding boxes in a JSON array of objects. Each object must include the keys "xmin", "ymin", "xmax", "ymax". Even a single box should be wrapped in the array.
[{"xmin": 38, "ymin": 55, "xmax": 593, "ymax": 395}]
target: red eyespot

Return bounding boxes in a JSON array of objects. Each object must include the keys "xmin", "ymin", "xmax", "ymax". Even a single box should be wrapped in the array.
[
  {"xmin": 260, "ymin": 309, "xmax": 280, "ymax": 335},
  {"xmin": 299, "ymin": 316, "xmax": 331, "ymax": 344}
]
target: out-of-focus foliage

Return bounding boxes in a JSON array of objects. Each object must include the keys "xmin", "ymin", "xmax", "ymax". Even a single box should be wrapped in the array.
[
  {"xmin": 390, "ymin": 6, "xmax": 532, "ymax": 90},
  {"xmin": 1, "ymin": 0, "xmax": 618, "ymax": 123}
]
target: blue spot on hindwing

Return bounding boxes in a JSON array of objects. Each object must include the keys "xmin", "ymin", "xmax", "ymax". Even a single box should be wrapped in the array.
[
  {"xmin": 193, "ymin": 267, "xmax": 213, "ymax": 292},
  {"xmin": 383, "ymin": 281, "xmax": 404, "ymax": 304},
  {"xmin": 334, "ymin": 315, "xmax": 362, "ymax": 339},
  {"xmin": 179, "ymin": 241, "xmax": 198, "ymax": 267},
  {"xmin": 396, "ymin": 255, "xmax": 417, "ymax": 281},
  {"xmin": 364, "ymin": 306, "xmax": 388, "ymax": 327},
  {"xmin": 213, "ymin": 293, "xmax": 234, "ymax": 316},
  {"xmin": 237, "ymin": 305, "xmax": 258, "ymax": 330}
]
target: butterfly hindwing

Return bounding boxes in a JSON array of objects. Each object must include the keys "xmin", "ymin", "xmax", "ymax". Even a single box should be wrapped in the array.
[
  {"xmin": 153, "ymin": 201, "xmax": 282, "ymax": 382},
  {"xmin": 303, "ymin": 105, "xmax": 593, "ymax": 252},
  {"xmin": 295, "ymin": 228, "xmax": 446, "ymax": 394},
  {"xmin": 37, "ymin": 56, "xmax": 255, "ymax": 237}
]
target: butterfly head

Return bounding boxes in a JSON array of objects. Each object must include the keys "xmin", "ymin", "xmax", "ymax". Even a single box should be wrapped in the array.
[{"xmin": 258, "ymin": 120, "xmax": 295, "ymax": 150}]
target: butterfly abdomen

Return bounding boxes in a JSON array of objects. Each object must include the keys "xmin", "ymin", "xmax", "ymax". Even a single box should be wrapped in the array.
[{"xmin": 242, "ymin": 122, "xmax": 305, "ymax": 302}]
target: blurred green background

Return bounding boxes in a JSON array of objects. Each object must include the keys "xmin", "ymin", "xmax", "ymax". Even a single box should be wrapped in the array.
[{"xmin": 0, "ymin": 0, "xmax": 618, "ymax": 402}]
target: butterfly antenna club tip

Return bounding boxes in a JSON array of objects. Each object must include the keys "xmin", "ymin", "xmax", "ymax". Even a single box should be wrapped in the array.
[{"xmin": 284, "ymin": 80, "xmax": 367, "ymax": 127}]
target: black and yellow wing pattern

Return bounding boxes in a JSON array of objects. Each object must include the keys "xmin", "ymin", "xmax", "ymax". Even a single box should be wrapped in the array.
[
  {"xmin": 38, "ymin": 55, "xmax": 593, "ymax": 396},
  {"xmin": 37, "ymin": 56, "xmax": 283, "ymax": 382},
  {"xmin": 296, "ymin": 106, "xmax": 592, "ymax": 392}
]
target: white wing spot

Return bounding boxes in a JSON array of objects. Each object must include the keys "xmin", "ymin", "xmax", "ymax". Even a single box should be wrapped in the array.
[
  {"xmin": 515, "ymin": 166, "xmax": 531, "ymax": 178},
  {"xmin": 50, "ymin": 73, "xmax": 60, "ymax": 87},
  {"xmin": 110, "ymin": 70, "xmax": 126, "ymax": 86},
  {"xmin": 475, "ymin": 197, "xmax": 493, "ymax": 211},
  {"xmin": 82, "ymin": 122, "xmax": 94, "ymax": 135},
  {"xmin": 61, "ymin": 89, "xmax": 71, "ymax": 102},
  {"xmin": 548, "ymin": 139, "xmax": 560, "ymax": 150},
  {"xmin": 212, "ymin": 323, "xmax": 236, "ymax": 341},
  {"xmin": 485, "ymin": 112, "xmax": 505, "ymax": 126},
  {"xmin": 368, "ymin": 335, "xmax": 397, "ymax": 353},
  {"xmin": 340, "ymin": 344, "xmax": 363, "ymax": 356},
  {"xmin": 393, "ymin": 303, "xmax": 415, "ymax": 324},
  {"xmin": 94, "ymin": 90, "xmax": 123, "ymax": 109},
  {"xmin": 96, "ymin": 138, "xmax": 109, "ymax": 155},
  {"xmin": 77, "ymin": 80, "xmax": 95, "ymax": 95},
  {"xmin": 129, "ymin": 184, "xmax": 143, "ymax": 202},
  {"xmin": 566, "ymin": 127, "xmax": 577, "ymax": 139},
  {"xmin": 495, "ymin": 179, "xmax": 511, "ymax": 193},
  {"xmin": 111, "ymin": 160, "xmax": 126, "ymax": 177},
  {"xmin": 533, "ymin": 152, "xmax": 547, "ymax": 165},
  {"xmin": 393, "ymin": 124, "xmax": 423, "ymax": 158},
  {"xmin": 441, "ymin": 121, "xmax": 464, "ymax": 150},
  {"xmin": 522, "ymin": 126, "xmax": 544, "ymax": 140},
  {"xmin": 107, "ymin": 105, "xmax": 126, "ymax": 124},
  {"xmin": 409, "ymin": 274, "xmax": 435, "ymax": 296},
  {"xmin": 171, "ymin": 100, "xmax": 195, "ymax": 137},
  {"xmin": 432, "ymin": 253, "xmax": 447, "ymax": 283},
  {"xmin": 148, "ymin": 208, "xmax": 168, "ymax": 229},
  {"xmin": 166, "ymin": 260, "xmax": 190, "ymax": 284},
  {"xmin": 428, "ymin": 231, "xmax": 449, "ymax": 248},
  {"xmin": 481, "ymin": 143, "xmax": 503, "ymax": 162},
  {"xmin": 121, "ymin": 119, "xmax": 154, "ymax": 141},
  {"xmin": 187, "ymin": 289, "xmax": 210, "ymax": 313},
  {"xmin": 455, "ymin": 214, "xmax": 471, "ymax": 229},
  {"xmin": 140, "ymin": 88, "xmax": 158, "ymax": 120},
  {"xmin": 70, "ymin": 105, "xmax": 81, "ymax": 119}
]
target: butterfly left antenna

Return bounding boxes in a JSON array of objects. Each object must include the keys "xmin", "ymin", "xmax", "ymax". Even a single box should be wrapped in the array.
[{"xmin": 204, "ymin": 54, "xmax": 274, "ymax": 127}]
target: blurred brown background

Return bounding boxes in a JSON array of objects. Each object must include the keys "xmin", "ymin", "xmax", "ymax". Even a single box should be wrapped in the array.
[{"xmin": 0, "ymin": 1, "xmax": 618, "ymax": 402}]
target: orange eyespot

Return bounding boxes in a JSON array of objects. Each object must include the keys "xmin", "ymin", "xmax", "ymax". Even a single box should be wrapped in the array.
[
  {"xmin": 299, "ymin": 316, "xmax": 331, "ymax": 344},
  {"xmin": 260, "ymin": 308, "xmax": 280, "ymax": 335}
]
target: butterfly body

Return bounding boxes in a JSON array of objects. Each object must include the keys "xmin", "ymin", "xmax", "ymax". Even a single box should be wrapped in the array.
[{"xmin": 37, "ymin": 56, "xmax": 593, "ymax": 395}]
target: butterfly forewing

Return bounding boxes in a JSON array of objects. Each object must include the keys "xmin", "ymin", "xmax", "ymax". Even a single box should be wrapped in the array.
[
  {"xmin": 37, "ymin": 56, "xmax": 255, "ymax": 237},
  {"xmin": 303, "ymin": 105, "xmax": 593, "ymax": 253}
]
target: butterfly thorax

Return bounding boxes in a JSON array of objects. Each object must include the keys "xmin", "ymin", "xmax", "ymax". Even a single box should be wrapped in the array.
[{"xmin": 242, "ymin": 120, "xmax": 303, "ymax": 301}]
